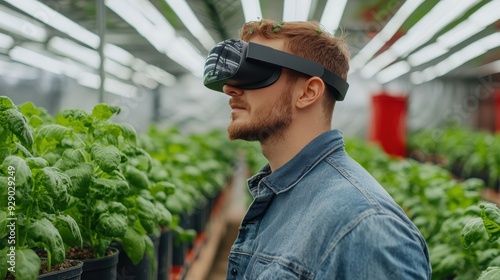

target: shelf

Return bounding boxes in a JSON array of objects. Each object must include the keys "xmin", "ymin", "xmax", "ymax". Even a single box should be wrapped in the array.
[
  {"xmin": 169, "ymin": 186, "xmax": 231, "ymax": 280},
  {"xmin": 481, "ymin": 189, "xmax": 500, "ymax": 206}
]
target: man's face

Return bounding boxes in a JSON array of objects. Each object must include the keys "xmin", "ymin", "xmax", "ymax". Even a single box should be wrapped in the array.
[{"xmin": 225, "ymin": 38, "xmax": 295, "ymax": 142}]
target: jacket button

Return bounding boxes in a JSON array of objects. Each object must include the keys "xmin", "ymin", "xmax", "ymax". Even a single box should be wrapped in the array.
[{"xmin": 231, "ymin": 268, "xmax": 238, "ymax": 276}]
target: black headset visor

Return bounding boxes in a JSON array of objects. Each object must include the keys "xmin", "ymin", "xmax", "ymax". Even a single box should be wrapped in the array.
[{"xmin": 203, "ymin": 38, "xmax": 349, "ymax": 101}]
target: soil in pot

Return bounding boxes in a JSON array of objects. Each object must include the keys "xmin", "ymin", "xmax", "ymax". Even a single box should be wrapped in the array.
[
  {"xmin": 65, "ymin": 246, "xmax": 119, "ymax": 280},
  {"xmin": 5, "ymin": 259, "xmax": 83, "ymax": 280}
]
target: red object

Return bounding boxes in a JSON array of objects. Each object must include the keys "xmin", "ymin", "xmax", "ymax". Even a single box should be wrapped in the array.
[
  {"xmin": 495, "ymin": 89, "xmax": 500, "ymax": 132},
  {"xmin": 368, "ymin": 92, "xmax": 408, "ymax": 157}
]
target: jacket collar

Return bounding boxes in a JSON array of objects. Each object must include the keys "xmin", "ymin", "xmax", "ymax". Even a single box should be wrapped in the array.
[{"xmin": 248, "ymin": 129, "xmax": 345, "ymax": 195}]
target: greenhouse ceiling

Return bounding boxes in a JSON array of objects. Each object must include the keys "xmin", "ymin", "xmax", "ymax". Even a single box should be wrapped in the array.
[{"xmin": 0, "ymin": 0, "xmax": 499, "ymax": 90}]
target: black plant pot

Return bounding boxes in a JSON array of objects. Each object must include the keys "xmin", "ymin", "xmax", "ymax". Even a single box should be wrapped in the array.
[
  {"xmin": 81, "ymin": 247, "xmax": 119, "ymax": 280},
  {"xmin": 157, "ymin": 228, "xmax": 173, "ymax": 280},
  {"xmin": 193, "ymin": 202, "xmax": 208, "ymax": 233},
  {"xmin": 172, "ymin": 231, "xmax": 187, "ymax": 267},
  {"xmin": 38, "ymin": 260, "xmax": 83, "ymax": 280},
  {"xmin": 115, "ymin": 234, "xmax": 160, "ymax": 280}
]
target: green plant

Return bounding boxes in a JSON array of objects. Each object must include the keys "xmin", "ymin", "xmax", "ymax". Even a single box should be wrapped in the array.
[
  {"xmin": 0, "ymin": 96, "xmax": 82, "ymax": 280},
  {"xmin": 461, "ymin": 203, "xmax": 500, "ymax": 280},
  {"xmin": 345, "ymin": 137, "xmax": 488, "ymax": 279},
  {"xmin": 409, "ymin": 126, "xmax": 500, "ymax": 189}
]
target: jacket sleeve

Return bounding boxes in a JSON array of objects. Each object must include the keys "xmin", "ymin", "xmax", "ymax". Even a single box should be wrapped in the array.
[{"xmin": 315, "ymin": 213, "xmax": 431, "ymax": 280}]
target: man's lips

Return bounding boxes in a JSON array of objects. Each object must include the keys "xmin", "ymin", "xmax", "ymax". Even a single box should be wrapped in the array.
[{"xmin": 229, "ymin": 100, "xmax": 247, "ymax": 112}]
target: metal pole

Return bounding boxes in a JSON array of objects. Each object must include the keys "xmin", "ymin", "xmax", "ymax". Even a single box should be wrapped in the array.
[{"xmin": 97, "ymin": 0, "xmax": 106, "ymax": 103}]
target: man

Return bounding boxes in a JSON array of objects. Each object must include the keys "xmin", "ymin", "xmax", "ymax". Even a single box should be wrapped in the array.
[{"xmin": 203, "ymin": 19, "xmax": 431, "ymax": 279}]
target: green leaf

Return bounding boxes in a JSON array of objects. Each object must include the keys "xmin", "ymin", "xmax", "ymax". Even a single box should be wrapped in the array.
[
  {"xmin": 91, "ymin": 104, "xmax": 121, "ymax": 121},
  {"xmin": 125, "ymin": 165, "xmax": 150, "ymax": 192},
  {"xmin": 155, "ymin": 201, "xmax": 172, "ymax": 227},
  {"xmin": 0, "ymin": 108, "xmax": 34, "ymax": 150},
  {"xmin": 0, "ymin": 248, "xmax": 8, "ymax": 280},
  {"xmin": 97, "ymin": 123, "xmax": 138, "ymax": 146},
  {"xmin": 461, "ymin": 217, "xmax": 486, "ymax": 248},
  {"xmin": 14, "ymin": 142, "xmax": 33, "ymax": 158},
  {"xmin": 144, "ymin": 234, "xmax": 156, "ymax": 277},
  {"xmin": 54, "ymin": 214, "xmax": 82, "ymax": 247},
  {"xmin": 478, "ymin": 266, "xmax": 500, "ymax": 280},
  {"xmin": 53, "ymin": 149, "xmax": 86, "ymax": 171},
  {"xmin": 10, "ymin": 249, "xmax": 41, "ymax": 280},
  {"xmin": 96, "ymin": 212, "xmax": 127, "ymax": 239},
  {"xmin": 150, "ymin": 181, "xmax": 176, "ymax": 196},
  {"xmin": 0, "ymin": 211, "xmax": 7, "ymax": 240},
  {"xmin": 108, "ymin": 201, "xmax": 127, "ymax": 215},
  {"xmin": 2, "ymin": 156, "xmax": 32, "ymax": 199},
  {"xmin": 481, "ymin": 203, "xmax": 500, "ymax": 242},
  {"xmin": 27, "ymin": 218, "xmax": 65, "ymax": 265},
  {"xmin": 36, "ymin": 167, "xmax": 71, "ymax": 210},
  {"xmin": 90, "ymin": 178, "xmax": 129, "ymax": 199},
  {"xmin": 91, "ymin": 144, "xmax": 121, "ymax": 173},
  {"xmin": 0, "ymin": 96, "xmax": 16, "ymax": 111},
  {"xmin": 64, "ymin": 163, "xmax": 93, "ymax": 198},
  {"xmin": 122, "ymin": 226, "xmax": 145, "ymax": 265},
  {"xmin": 56, "ymin": 109, "xmax": 92, "ymax": 133},
  {"xmin": 34, "ymin": 124, "xmax": 71, "ymax": 155},
  {"xmin": 136, "ymin": 196, "xmax": 159, "ymax": 234}
]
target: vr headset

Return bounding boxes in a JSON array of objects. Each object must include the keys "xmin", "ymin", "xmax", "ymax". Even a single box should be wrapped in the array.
[{"xmin": 203, "ymin": 38, "xmax": 349, "ymax": 101}]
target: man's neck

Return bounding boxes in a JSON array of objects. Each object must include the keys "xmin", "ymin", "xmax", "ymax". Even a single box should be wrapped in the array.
[{"xmin": 260, "ymin": 124, "xmax": 330, "ymax": 171}]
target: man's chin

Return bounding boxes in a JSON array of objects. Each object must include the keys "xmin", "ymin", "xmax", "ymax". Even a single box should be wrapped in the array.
[{"xmin": 228, "ymin": 124, "xmax": 257, "ymax": 141}]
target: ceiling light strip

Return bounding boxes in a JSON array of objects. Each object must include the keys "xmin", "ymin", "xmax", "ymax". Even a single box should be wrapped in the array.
[
  {"xmin": 164, "ymin": 0, "xmax": 216, "ymax": 51},
  {"xmin": 349, "ymin": 0, "xmax": 424, "ymax": 73},
  {"xmin": 107, "ymin": 0, "xmax": 204, "ymax": 76},
  {"xmin": 410, "ymin": 32, "xmax": 500, "ymax": 84},
  {"xmin": 5, "ymin": 0, "xmax": 99, "ymax": 48},
  {"xmin": 241, "ymin": 0, "xmax": 263, "ymax": 22},
  {"xmin": 376, "ymin": 60, "xmax": 411, "ymax": 84},
  {"xmin": 0, "ymin": 32, "xmax": 14, "ymax": 50},
  {"xmin": 0, "ymin": 6, "xmax": 47, "ymax": 42},
  {"xmin": 283, "ymin": 0, "xmax": 312, "ymax": 21},
  {"xmin": 319, "ymin": 0, "xmax": 348, "ymax": 33},
  {"xmin": 9, "ymin": 46, "xmax": 64, "ymax": 74},
  {"xmin": 360, "ymin": 0, "xmax": 480, "ymax": 79}
]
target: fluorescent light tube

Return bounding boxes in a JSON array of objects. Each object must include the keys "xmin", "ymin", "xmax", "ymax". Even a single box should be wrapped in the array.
[
  {"xmin": 394, "ymin": 0, "xmax": 480, "ymax": 56},
  {"xmin": 407, "ymin": 44, "xmax": 449, "ymax": 66},
  {"xmin": 165, "ymin": 37, "xmax": 205, "ymax": 77},
  {"xmin": 360, "ymin": 0, "xmax": 479, "ymax": 78},
  {"xmin": 164, "ymin": 0, "xmax": 216, "ymax": 51},
  {"xmin": 376, "ymin": 61, "xmax": 411, "ymax": 84},
  {"xmin": 9, "ymin": 46, "xmax": 63, "ymax": 74},
  {"xmin": 411, "ymin": 32, "xmax": 500, "ymax": 84},
  {"xmin": 349, "ymin": 0, "xmax": 424, "ymax": 73},
  {"xmin": 104, "ymin": 59, "xmax": 133, "ymax": 80},
  {"xmin": 360, "ymin": 51, "xmax": 398, "ymax": 78},
  {"xmin": 104, "ymin": 44, "xmax": 135, "ymax": 67},
  {"xmin": 319, "ymin": 0, "xmax": 348, "ymax": 33},
  {"xmin": 241, "ymin": 0, "xmax": 263, "ymax": 22},
  {"xmin": 5, "ymin": 0, "xmax": 99, "ymax": 48},
  {"xmin": 0, "ymin": 32, "xmax": 14, "ymax": 50},
  {"xmin": 474, "ymin": 60, "xmax": 500, "ymax": 76},
  {"xmin": 105, "ymin": 78, "xmax": 138, "ymax": 98},
  {"xmin": 0, "ymin": 6, "xmax": 47, "ymax": 42},
  {"xmin": 438, "ymin": 0, "xmax": 500, "ymax": 47},
  {"xmin": 144, "ymin": 64, "xmax": 176, "ymax": 87},
  {"xmin": 78, "ymin": 72, "xmax": 138, "ymax": 98},
  {"xmin": 283, "ymin": 0, "xmax": 312, "ymax": 21},
  {"xmin": 48, "ymin": 37, "xmax": 100, "ymax": 69}
]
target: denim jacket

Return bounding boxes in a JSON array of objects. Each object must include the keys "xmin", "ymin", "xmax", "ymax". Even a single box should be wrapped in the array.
[{"xmin": 226, "ymin": 129, "xmax": 431, "ymax": 279}]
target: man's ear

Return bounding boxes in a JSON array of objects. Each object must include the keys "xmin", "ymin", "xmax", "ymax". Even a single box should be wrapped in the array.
[{"xmin": 296, "ymin": 76, "xmax": 325, "ymax": 109}]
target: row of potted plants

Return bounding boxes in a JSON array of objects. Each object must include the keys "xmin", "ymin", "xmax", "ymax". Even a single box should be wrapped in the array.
[
  {"xmin": 345, "ymin": 137, "xmax": 500, "ymax": 279},
  {"xmin": 0, "ymin": 96, "xmax": 238, "ymax": 280},
  {"xmin": 408, "ymin": 126, "xmax": 500, "ymax": 191}
]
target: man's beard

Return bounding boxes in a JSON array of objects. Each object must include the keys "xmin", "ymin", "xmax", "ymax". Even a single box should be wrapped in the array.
[{"xmin": 228, "ymin": 87, "xmax": 293, "ymax": 142}]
